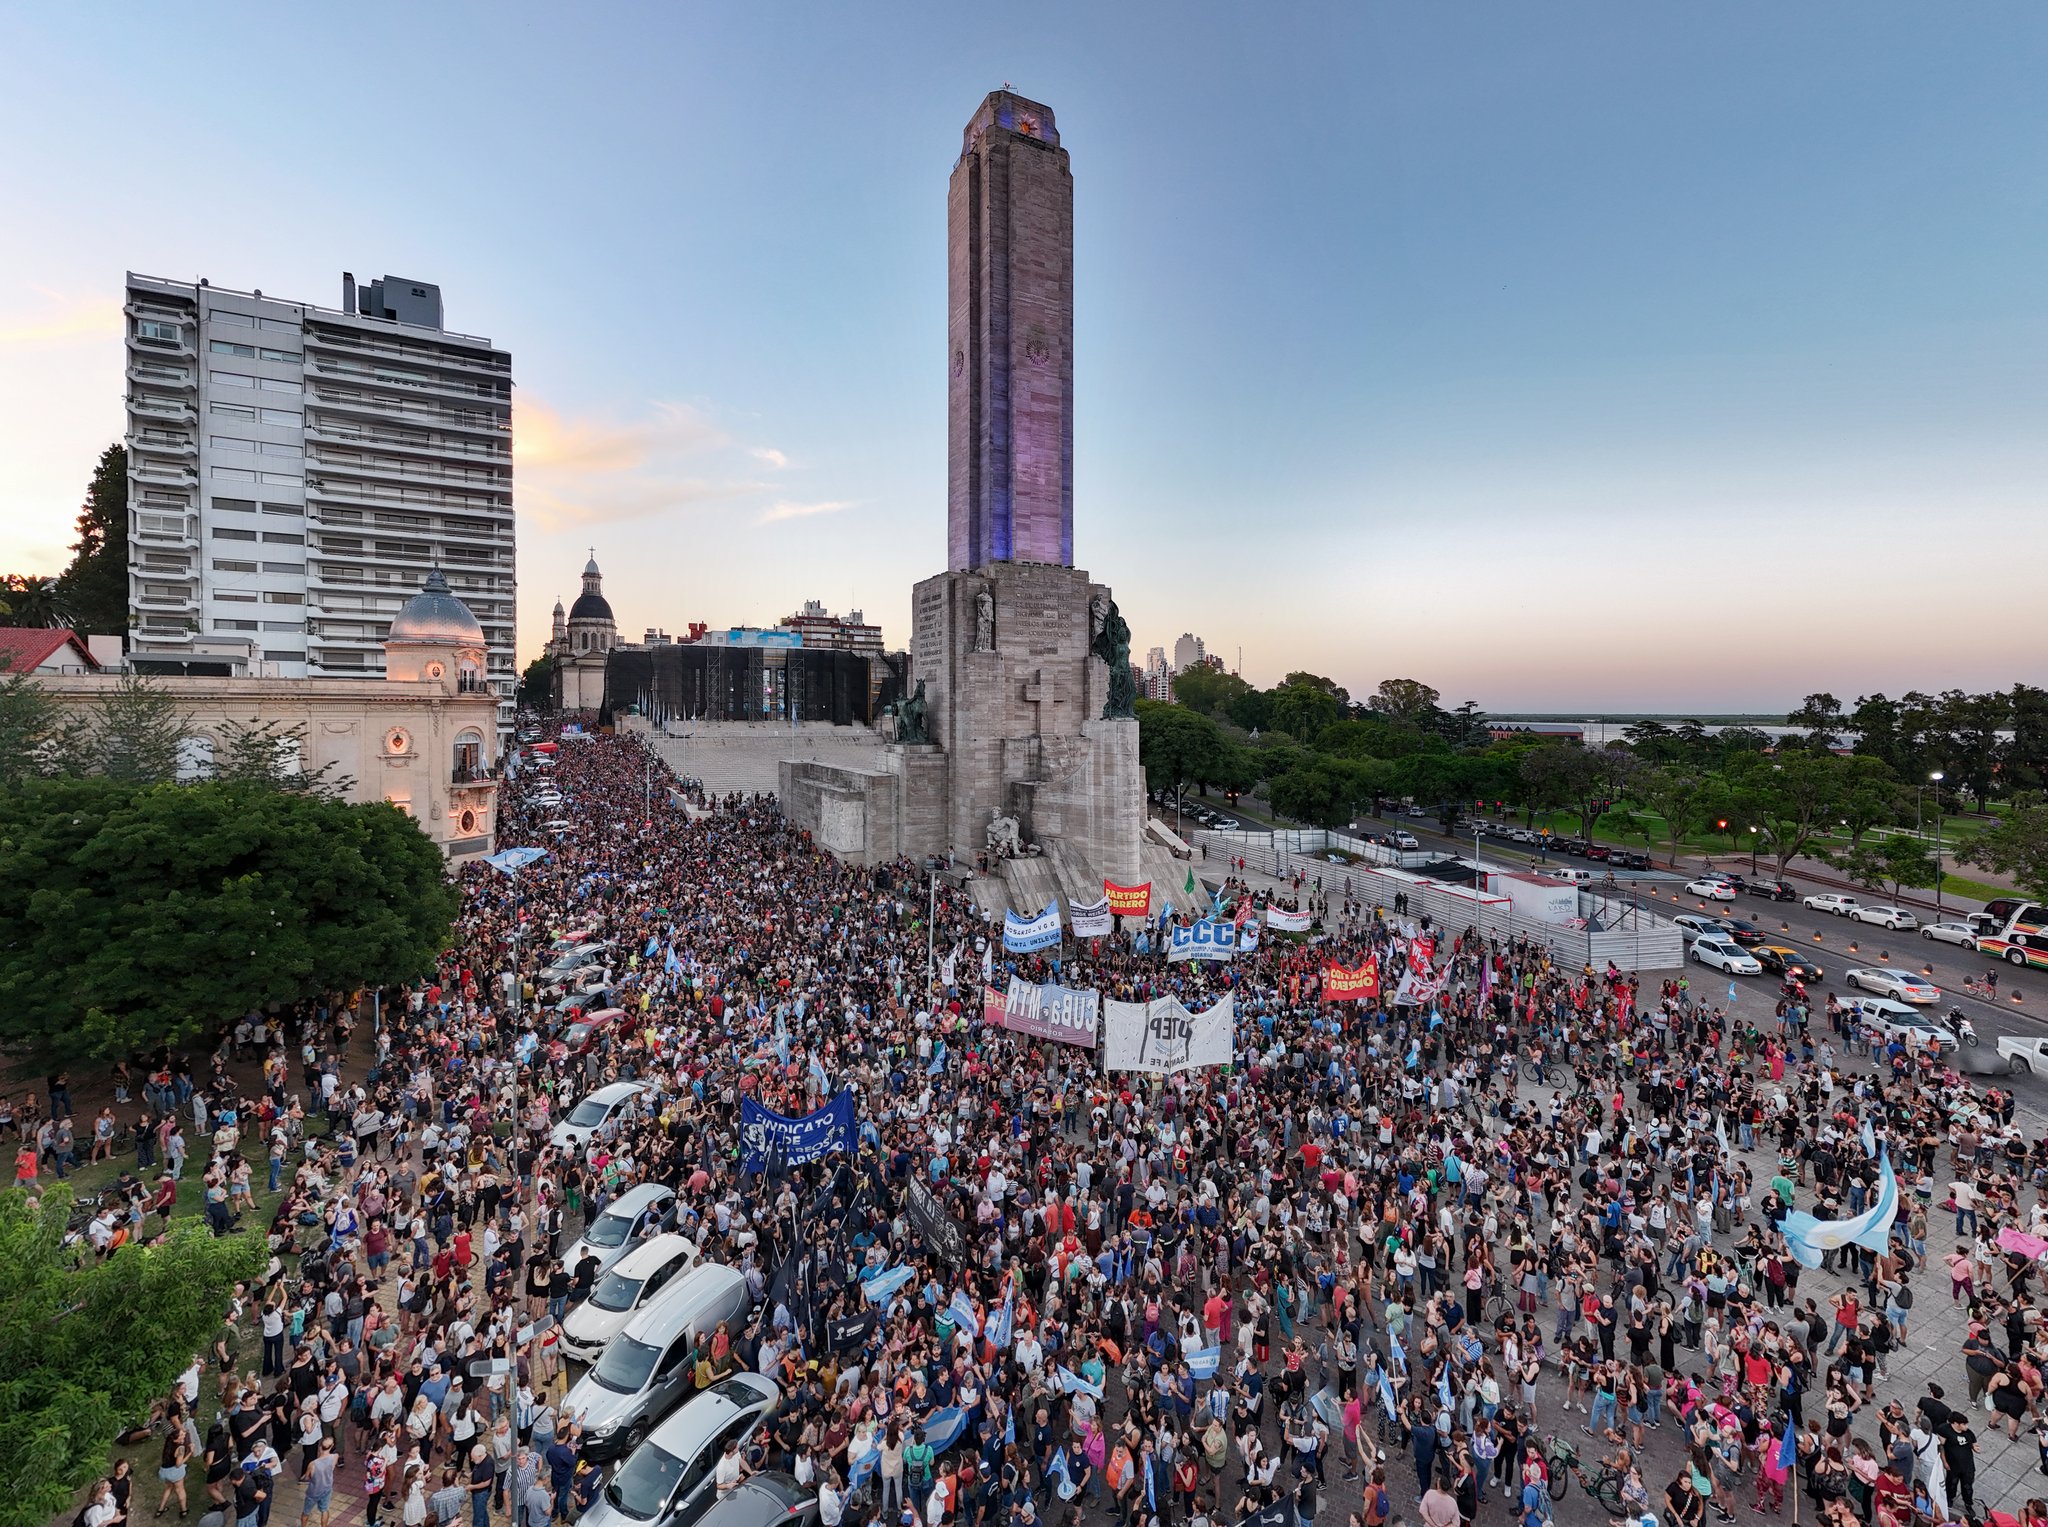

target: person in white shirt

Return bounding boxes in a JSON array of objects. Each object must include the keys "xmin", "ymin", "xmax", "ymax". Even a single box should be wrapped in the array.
[
  {"xmin": 817, "ymin": 1477, "xmax": 844, "ymax": 1527},
  {"xmin": 713, "ymin": 1440, "xmax": 748, "ymax": 1497}
]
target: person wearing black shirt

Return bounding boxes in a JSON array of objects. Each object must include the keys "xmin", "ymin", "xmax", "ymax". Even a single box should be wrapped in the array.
[
  {"xmin": 1942, "ymin": 1415, "xmax": 1978, "ymax": 1513},
  {"xmin": 1916, "ymin": 1385, "xmax": 1953, "ymax": 1435}
]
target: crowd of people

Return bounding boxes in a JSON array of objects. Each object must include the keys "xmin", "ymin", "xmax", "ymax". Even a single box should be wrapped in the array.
[{"xmin": 48, "ymin": 723, "xmax": 2048, "ymax": 1527}]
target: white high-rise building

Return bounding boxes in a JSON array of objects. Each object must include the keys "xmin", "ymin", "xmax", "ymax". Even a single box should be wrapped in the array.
[
  {"xmin": 1172, "ymin": 632, "xmax": 1206, "ymax": 673},
  {"xmin": 123, "ymin": 271, "xmax": 515, "ymax": 717}
]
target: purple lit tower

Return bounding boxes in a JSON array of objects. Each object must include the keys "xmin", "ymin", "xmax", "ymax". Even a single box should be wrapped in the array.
[{"xmin": 947, "ymin": 90, "xmax": 1074, "ymax": 571}]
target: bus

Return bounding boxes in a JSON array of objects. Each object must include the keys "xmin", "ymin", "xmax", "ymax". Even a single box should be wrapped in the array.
[{"xmin": 1978, "ymin": 901, "xmax": 2048, "ymax": 969}]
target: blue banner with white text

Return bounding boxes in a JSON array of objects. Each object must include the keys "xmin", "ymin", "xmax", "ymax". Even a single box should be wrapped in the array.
[{"xmin": 740, "ymin": 1089, "xmax": 855, "ymax": 1174}]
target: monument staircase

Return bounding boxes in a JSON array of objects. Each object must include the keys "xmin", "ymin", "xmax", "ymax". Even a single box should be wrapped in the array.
[{"xmin": 965, "ymin": 838, "xmax": 1212, "ymax": 927}]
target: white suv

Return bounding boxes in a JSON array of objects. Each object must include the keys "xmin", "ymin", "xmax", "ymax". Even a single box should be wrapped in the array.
[
  {"xmin": 1803, "ymin": 893, "xmax": 1861, "ymax": 916},
  {"xmin": 1850, "ymin": 905, "xmax": 1919, "ymax": 930}
]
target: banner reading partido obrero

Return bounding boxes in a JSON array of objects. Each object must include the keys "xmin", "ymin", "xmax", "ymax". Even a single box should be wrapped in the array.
[
  {"xmin": 1322, "ymin": 957, "xmax": 1380, "ymax": 1001},
  {"xmin": 1104, "ymin": 880, "xmax": 1151, "ymax": 917}
]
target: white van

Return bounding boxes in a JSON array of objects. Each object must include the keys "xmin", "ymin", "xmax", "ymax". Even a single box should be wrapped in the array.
[
  {"xmin": 563, "ymin": 1262, "xmax": 753, "ymax": 1458},
  {"xmin": 559, "ymin": 1233, "xmax": 702, "ymax": 1364},
  {"xmin": 1545, "ymin": 867, "xmax": 1594, "ymax": 886}
]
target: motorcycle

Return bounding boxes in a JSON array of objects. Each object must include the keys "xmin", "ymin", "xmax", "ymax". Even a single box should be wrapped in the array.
[{"xmin": 1943, "ymin": 1007, "xmax": 1981, "ymax": 1048}]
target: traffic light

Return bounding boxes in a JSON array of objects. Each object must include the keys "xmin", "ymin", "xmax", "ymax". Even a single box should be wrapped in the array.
[{"xmin": 1715, "ymin": 818, "xmax": 1728, "ymax": 831}]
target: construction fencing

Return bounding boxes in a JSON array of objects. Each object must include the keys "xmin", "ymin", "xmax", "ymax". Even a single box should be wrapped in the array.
[{"xmin": 1192, "ymin": 829, "xmax": 1688, "ymax": 972}]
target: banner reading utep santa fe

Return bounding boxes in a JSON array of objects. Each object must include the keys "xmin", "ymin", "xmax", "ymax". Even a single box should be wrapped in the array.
[
  {"xmin": 1266, "ymin": 905, "xmax": 1312, "ymax": 933},
  {"xmin": 1167, "ymin": 917, "xmax": 1258, "ymax": 963},
  {"xmin": 1068, "ymin": 896, "xmax": 1113, "ymax": 939},
  {"xmin": 1104, "ymin": 881, "xmax": 1152, "ymax": 917},
  {"xmin": 1103, "ymin": 993, "xmax": 1235, "ymax": 1074},
  {"xmin": 740, "ymin": 1089, "xmax": 855, "ymax": 1173},
  {"xmin": 1322, "ymin": 957, "xmax": 1379, "ymax": 1001},
  {"xmin": 1003, "ymin": 901, "xmax": 1063, "ymax": 953},
  {"xmin": 1000, "ymin": 977, "xmax": 1100, "ymax": 1047}
]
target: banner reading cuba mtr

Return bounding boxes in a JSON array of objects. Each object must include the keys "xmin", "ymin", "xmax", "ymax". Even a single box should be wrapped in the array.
[{"xmin": 1104, "ymin": 880, "xmax": 1152, "ymax": 917}]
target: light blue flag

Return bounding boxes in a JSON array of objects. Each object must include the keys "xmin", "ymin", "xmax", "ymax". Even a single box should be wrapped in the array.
[
  {"xmin": 928, "ymin": 1041, "xmax": 947, "ymax": 1077},
  {"xmin": 1776, "ymin": 1413, "xmax": 1798, "ymax": 1472},
  {"xmin": 1728, "ymin": 982, "xmax": 1739, "ymax": 1003},
  {"xmin": 986, "ymin": 1288, "xmax": 1015, "ymax": 1350},
  {"xmin": 947, "ymin": 1288, "xmax": 980, "ymax": 1335},
  {"xmin": 644, "ymin": 935, "xmax": 660, "ymax": 958},
  {"xmin": 1861, "ymin": 1117, "xmax": 1877, "ymax": 1157},
  {"xmin": 1378, "ymin": 1367, "xmax": 1400, "ymax": 1421},
  {"xmin": 1055, "ymin": 1365, "xmax": 1105, "ymax": 1401},
  {"xmin": 922, "ymin": 1406, "xmax": 968, "ymax": 1454},
  {"xmin": 1436, "ymin": 1367, "xmax": 1454, "ymax": 1409},
  {"xmin": 848, "ymin": 1440, "xmax": 883, "ymax": 1489},
  {"xmin": 1780, "ymin": 1151, "xmax": 1898, "ymax": 1268},
  {"xmin": 1387, "ymin": 1324, "xmax": 1407, "ymax": 1375},
  {"xmin": 862, "ymin": 1264, "xmax": 916, "ymax": 1306},
  {"xmin": 1187, "ymin": 1345, "xmax": 1221, "ymax": 1381}
]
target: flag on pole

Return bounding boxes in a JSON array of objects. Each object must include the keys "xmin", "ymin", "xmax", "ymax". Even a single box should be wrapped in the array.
[
  {"xmin": 1776, "ymin": 1413, "xmax": 1798, "ymax": 1473},
  {"xmin": 1055, "ymin": 1366, "xmax": 1105, "ymax": 1400},
  {"xmin": 1185, "ymin": 867, "xmax": 1196, "ymax": 896},
  {"xmin": 1378, "ymin": 1367, "xmax": 1400, "ymax": 1421},
  {"xmin": 986, "ymin": 1285, "xmax": 1015, "ymax": 1350},
  {"xmin": 946, "ymin": 1287, "xmax": 980, "ymax": 1335}
]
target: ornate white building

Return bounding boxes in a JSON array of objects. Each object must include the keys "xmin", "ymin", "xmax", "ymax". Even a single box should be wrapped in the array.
[{"xmin": 548, "ymin": 552, "xmax": 617, "ymax": 711}]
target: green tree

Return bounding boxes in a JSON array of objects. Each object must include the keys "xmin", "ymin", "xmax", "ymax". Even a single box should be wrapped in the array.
[
  {"xmin": 0, "ymin": 1189, "xmax": 265, "ymax": 1527},
  {"xmin": 214, "ymin": 717, "xmax": 352, "ymax": 797},
  {"xmin": 1136, "ymin": 701, "xmax": 1225, "ymax": 808},
  {"xmin": 0, "ymin": 574, "xmax": 71, "ymax": 629},
  {"xmin": 518, "ymin": 653, "xmax": 559, "ymax": 710},
  {"xmin": 2004, "ymin": 683, "xmax": 2048, "ymax": 794},
  {"xmin": 1315, "ymin": 717, "xmax": 1442, "ymax": 761},
  {"xmin": 1630, "ymin": 766, "xmax": 1731, "ymax": 867},
  {"xmin": 1271, "ymin": 682, "xmax": 1344, "ymax": 744},
  {"xmin": 1837, "ymin": 835, "xmax": 1941, "ymax": 903},
  {"xmin": 1938, "ymin": 688, "xmax": 2009, "ymax": 809},
  {"xmin": 0, "ymin": 779, "xmax": 459, "ymax": 1069},
  {"xmin": 1269, "ymin": 757, "xmax": 1377, "ymax": 828},
  {"xmin": 1725, "ymin": 750, "xmax": 1856, "ymax": 875},
  {"xmin": 1366, "ymin": 678, "xmax": 1442, "ymax": 723},
  {"xmin": 1786, "ymin": 692, "xmax": 1846, "ymax": 752},
  {"xmin": 1222, "ymin": 685, "xmax": 1276, "ymax": 735},
  {"xmin": 53, "ymin": 443, "xmax": 129, "ymax": 640},
  {"xmin": 1279, "ymin": 671, "xmax": 1350, "ymax": 707},
  {"xmin": 1519, "ymin": 743, "xmax": 1640, "ymax": 838},
  {"xmin": 1960, "ymin": 793, "xmax": 2048, "ymax": 902},
  {"xmin": 81, "ymin": 674, "xmax": 190, "ymax": 784},
  {"xmin": 0, "ymin": 657, "xmax": 77, "ymax": 785}
]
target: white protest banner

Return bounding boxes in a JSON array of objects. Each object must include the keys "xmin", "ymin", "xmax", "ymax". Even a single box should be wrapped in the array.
[
  {"xmin": 1265, "ymin": 905, "xmax": 1311, "ymax": 933},
  {"xmin": 1166, "ymin": 918, "xmax": 1255, "ymax": 963},
  {"xmin": 1068, "ymin": 896, "xmax": 1113, "ymax": 939},
  {"xmin": 1103, "ymin": 993, "xmax": 1234, "ymax": 1074},
  {"xmin": 1004, "ymin": 902, "xmax": 1062, "ymax": 953}
]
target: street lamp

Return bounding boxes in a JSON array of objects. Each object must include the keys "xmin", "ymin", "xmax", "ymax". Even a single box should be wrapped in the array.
[
  {"xmin": 1748, "ymin": 826, "xmax": 1761, "ymax": 877},
  {"xmin": 1930, "ymin": 770, "xmax": 1945, "ymax": 914}
]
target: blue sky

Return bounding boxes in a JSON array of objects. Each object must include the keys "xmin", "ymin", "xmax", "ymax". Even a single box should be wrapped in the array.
[{"xmin": 2, "ymin": 3, "xmax": 2044, "ymax": 709}]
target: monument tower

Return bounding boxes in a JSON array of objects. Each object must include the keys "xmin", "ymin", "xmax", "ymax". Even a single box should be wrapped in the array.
[
  {"xmin": 783, "ymin": 89, "xmax": 1147, "ymax": 904},
  {"xmin": 948, "ymin": 92, "xmax": 1074, "ymax": 572}
]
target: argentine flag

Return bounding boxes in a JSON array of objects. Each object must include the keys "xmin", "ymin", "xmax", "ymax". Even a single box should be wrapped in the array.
[
  {"xmin": 922, "ymin": 1406, "xmax": 968, "ymax": 1455},
  {"xmin": 1186, "ymin": 1345, "xmax": 1221, "ymax": 1381},
  {"xmin": 986, "ymin": 1288, "xmax": 1015, "ymax": 1350},
  {"xmin": 1436, "ymin": 1366, "xmax": 1454, "ymax": 1410},
  {"xmin": 848, "ymin": 1439, "xmax": 883, "ymax": 1489},
  {"xmin": 947, "ymin": 1288, "xmax": 980, "ymax": 1335},
  {"xmin": 1377, "ymin": 1367, "xmax": 1400, "ymax": 1421},
  {"xmin": 862, "ymin": 1264, "xmax": 916, "ymax": 1307},
  {"xmin": 1055, "ymin": 1365, "xmax": 1105, "ymax": 1401}
]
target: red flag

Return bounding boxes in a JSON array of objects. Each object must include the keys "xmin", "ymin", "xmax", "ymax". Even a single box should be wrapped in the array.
[{"xmin": 1323, "ymin": 956, "xmax": 1380, "ymax": 1001}]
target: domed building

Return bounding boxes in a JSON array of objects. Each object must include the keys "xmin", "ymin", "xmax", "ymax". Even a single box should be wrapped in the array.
[
  {"xmin": 547, "ymin": 550, "xmax": 621, "ymax": 711},
  {"xmin": 28, "ymin": 568, "xmax": 500, "ymax": 861}
]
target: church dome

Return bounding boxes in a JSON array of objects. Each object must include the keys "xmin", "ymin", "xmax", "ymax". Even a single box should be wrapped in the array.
[
  {"xmin": 568, "ymin": 590, "xmax": 615, "ymax": 623},
  {"xmin": 387, "ymin": 568, "xmax": 484, "ymax": 645}
]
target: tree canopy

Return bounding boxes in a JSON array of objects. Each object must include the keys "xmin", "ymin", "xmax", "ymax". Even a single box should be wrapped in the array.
[
  {"xmin": 0, "ymin": 1190, "xmax": 264, "ymax": 1527},
  {"xmin": 0, "ymin": 778, "xmax": 460, "ymax": 1069}
]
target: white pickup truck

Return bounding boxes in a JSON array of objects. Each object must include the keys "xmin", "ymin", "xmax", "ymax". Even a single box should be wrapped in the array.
[{"xmin": 1997, "ymin": 1035, "xmax": 2048, "ymax": 1074}]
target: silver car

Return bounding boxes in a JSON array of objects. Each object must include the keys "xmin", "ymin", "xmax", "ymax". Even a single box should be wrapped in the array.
[
  {"xmin": 575, "ymin": 1374, "xmax": 781, "ymax": 1527},
  {"xmin": 562, "ymin": 1183, "xmax": 678, "ymax": 1283}
]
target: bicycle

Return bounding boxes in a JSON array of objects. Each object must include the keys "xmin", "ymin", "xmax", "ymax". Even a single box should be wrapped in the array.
[
  {"xmin": 1534, "ymin": 1434, "xmax": 1630, "ymax": 1514},
  {"xmin": 1520, "ymin": 1055, "xmax": 1564, "ymax": 1087}
]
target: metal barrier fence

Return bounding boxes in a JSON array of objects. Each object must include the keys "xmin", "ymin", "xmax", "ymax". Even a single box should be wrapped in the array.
[{"xmin": 1191, "ymin": 829, "xmax": 1687, "ymax": 972}]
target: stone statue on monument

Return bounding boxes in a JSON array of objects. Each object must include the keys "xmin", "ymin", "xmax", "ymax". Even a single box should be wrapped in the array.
[
  {"xmin": 895, "ymin": 679, "xmax": 930, "ymax": 744},
  {"xmin": 985, "ymin": 809, "xmax": 1026, "ymax": 859},
  {"xmin": 1089, "ymin": 596, "xmax": 1137, "ymax": 719},
  {"xmin": 973, "ymin": 585, "xmax": 995, "ymax": 652}
]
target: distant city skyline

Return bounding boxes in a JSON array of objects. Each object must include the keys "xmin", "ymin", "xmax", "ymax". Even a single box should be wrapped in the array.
[{"xmin": 3, "ymin": 4, "xmax": 2045, "ymax": 709}]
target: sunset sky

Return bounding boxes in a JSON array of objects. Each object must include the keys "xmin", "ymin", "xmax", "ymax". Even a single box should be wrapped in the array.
[{"xmin": 2, "ymin": 3, "xmax": 2044, "ymax": 710}]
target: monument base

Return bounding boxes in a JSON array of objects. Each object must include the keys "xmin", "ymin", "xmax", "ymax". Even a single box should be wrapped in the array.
[{"xmin": 783, "ymin": 561, "xmax": 1143, "ymax": 884}]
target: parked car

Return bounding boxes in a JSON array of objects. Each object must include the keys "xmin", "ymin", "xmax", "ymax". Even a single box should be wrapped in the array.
[
  {"xmin": 562, "ymin": 1183, "xmax": 680, "ymax": 1283},
  {"xmin": 1691, "ymin": 936, "xmax": 1762, "ymax": 975},
  {"xmin": 1584, "ymin": 845, "xmax": 1611, "ymax": 862},
  {"xmin": 1611, "ymin": 851, "xmax": 1652, "ymax": 870},
  {"xmin": 1921, "ymin": 921, "xmax": 1980, "ymax": 949},
  {"xmin": 559, "ymin": 1232, "xmax": 705, "ymax": 1366},
  {"xmin": 694, "ymin": 1475, "xmax": 821, "ymax": 1527},
  {"xmin": 1843, "ymin": 968, "xmax": 1940, "ymax": 1004},
  {"xmin": 578, "ymin": 1380, "xmax": 787, "ymax": 1527},
  {"xmin": 552, "ymin": 1007, "xmax": 628, "ymax": 1060},
  {"xmin": 1850, "ymin": 905, "xmax": 1920, "ymax": 931},
  {"xmin": 562, "ymin": 1266, "xmax": 756, "ymax": 1460},
  {"xmin": 1389, "ymin": 831, "xmax": 1420, "ymax": 850},
  {"xmin": 1745, "ymin": 879, "xmax": 1797, "ymax": 902},
  {"xmin": 1684, "ymin": 878, "xmax": 1737, "ymax": 901},
  {"xmin": 552, "ymin": 1081, "xmax": 653, "ymax": 1154},
  {"xmin": 1752, "ymin": 945, "xmax": 1824, "ymax": 983},
  {"xmin": 1803, "ymin": 893, "xmax": 1861, "ymax": 916}
]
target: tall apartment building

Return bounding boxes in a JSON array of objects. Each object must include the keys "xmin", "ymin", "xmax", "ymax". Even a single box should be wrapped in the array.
[
  {"xmin": 777, "ymin": 599, "xmax": 886, "ymax": 659},
  {"xmin": 1172, "ymin": 632, "xmax": 1206, "ymax": 674},
  {"xmin": 123, "ymin": 272, "xmax": 515, "ymax": 717}
]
